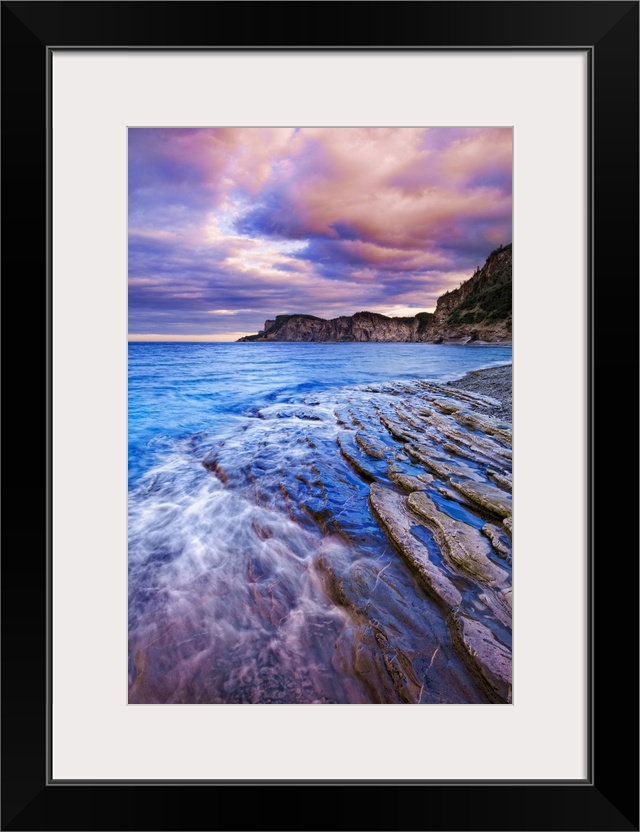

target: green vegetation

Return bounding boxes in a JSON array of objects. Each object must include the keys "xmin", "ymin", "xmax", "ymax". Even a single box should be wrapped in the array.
[
  {"xmin": 447, "ymin": 281, "xmax": 512, "ymax": 325},
  {"xmin": 488, "ymin": 243, "xmax": 510, "ymax": 258},
  {"xmin": 445, "ymin": 254, "xmax": 512, "ymax": 328}
]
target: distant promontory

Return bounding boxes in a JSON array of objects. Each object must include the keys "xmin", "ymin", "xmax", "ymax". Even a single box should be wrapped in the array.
[{"xmin": 238, "ymin": 243, "xmax": 512, "ymax": 344}]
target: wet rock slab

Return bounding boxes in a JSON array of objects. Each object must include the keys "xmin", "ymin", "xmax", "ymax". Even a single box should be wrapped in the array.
[
  {"xmin": 451, "ymin": 615, "xmax": 512, "ymax": 702},
  {"xmin": 369, "ymin": 483, "xmax": 463, "ymax": 611},
  {"xmin": 131, "ymin": 365, "xmax": 513, "ymax": 705},
  {"xmin": 335, "ymin": 369, "xmax": 513, "ymax": 702}
]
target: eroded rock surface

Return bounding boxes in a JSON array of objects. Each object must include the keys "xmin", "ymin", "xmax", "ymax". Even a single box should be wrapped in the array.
[
  {"xmin": 130, "ymin": 368, "xmax": 512, "ymax": 705},
  {"xmin": 335, "ymin": 375, "xmax": 513, "ymax": 702}
]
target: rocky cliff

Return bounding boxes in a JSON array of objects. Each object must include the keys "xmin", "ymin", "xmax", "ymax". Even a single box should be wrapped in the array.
[
  {"xmin": 238, "ymin": 311, "xmax": 434, "ymax": 342},
  {"xmin": 430, "ymin": 244, "xmax": 512, "ymax": 342},
  {"xmin": 237, "ymin": 244, "xmax": 511, "ymax": 343}
]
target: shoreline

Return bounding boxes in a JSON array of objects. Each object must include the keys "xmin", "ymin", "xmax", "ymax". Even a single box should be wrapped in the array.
[
  {"xmin": 447, "ymin": 364, "xmax": 512, "ymax": 424},
  {"xmin": 130, "ymin": 339, "xmax": 513, "ymax": 346},
  {"xmin": 129, "ymin": 355, "xmax": 513, "ymax": 704},
  {"xmin": 233, "ymin": 339, "xmax": 512, "ymax": 346}
]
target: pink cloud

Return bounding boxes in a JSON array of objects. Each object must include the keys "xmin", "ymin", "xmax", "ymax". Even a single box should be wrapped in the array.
[
  {"xmin": 236, "ymin": 127, "xmax": 511, "ymax": 259},
  {"xmin": 129, "ymin": 127, "xmax": 512, "ymax": 337}
]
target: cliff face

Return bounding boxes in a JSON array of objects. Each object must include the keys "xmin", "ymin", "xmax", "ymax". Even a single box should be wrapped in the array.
[
  {"xmin": 238, "ymin": 311, "xmax": 434, "ymax": 342},
  {"xmin": 430, "ymin": 244, "xmax": 512, "ymax": 342},
  {"xmin": 237, "ymin": 244, "xmax": 511, "ymax": 343}
]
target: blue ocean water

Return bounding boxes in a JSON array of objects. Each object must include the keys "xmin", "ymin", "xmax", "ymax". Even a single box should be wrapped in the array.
[
  {"xmin": 129, "ymin": 342, "xmax": 511, "ymax": 485},
  {"xmin": 128, "ymin": 342, "xmax": 511, "ymax": 704}
]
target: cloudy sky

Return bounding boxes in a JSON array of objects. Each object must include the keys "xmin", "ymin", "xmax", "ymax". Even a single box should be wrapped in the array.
[{"xmin": 128, "ymin": 127, "xmax": 512, "ymax": 341}]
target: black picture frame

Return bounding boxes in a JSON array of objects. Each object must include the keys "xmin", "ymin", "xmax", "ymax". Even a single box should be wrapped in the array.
[{"xmin": 2, "ymin": 2, "xmax": 638, "ymax": 830}]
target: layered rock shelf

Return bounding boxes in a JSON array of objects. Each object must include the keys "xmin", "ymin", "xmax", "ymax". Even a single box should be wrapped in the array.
[
  {"xmin": 130, "ymin": 365, "xmax": 513, "ymax": 705},
  {"xmin": 352, "ymin": 380, "xmax": 513, "ymax": 702},
  {"xmin": 212, "ymin": 370, "xmax": 513, "ymax": 703}
]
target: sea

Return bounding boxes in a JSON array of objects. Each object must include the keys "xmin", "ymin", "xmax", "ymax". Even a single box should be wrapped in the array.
[{"xmin": 128, "ymin": 342, "xmax": 512, "ymax": 704}]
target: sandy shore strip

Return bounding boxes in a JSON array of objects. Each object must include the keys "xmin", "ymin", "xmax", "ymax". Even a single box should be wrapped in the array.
[{"xmin": 447, "ymin": 364, "xmax": 512, "ymax": 423}]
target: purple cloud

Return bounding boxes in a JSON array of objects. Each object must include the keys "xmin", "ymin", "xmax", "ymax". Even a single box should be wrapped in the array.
[{"xmin": 128, "ymin": 127, "xmax": 512, "ymax": 339}]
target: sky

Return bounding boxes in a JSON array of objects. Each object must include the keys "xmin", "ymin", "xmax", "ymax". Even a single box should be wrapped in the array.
[{"xmin": 128, "ymin": 127, "xmax": 512, "ymax": 341}]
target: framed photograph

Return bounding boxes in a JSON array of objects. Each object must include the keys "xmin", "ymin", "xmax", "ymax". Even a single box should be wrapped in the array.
[
  {"xmin": 2, "ymin": 2, "xmax": 638, "ymax": 830},
  {"xmin": 127, "ymin": 123, "xmax": 516, "ymax": 712}
]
